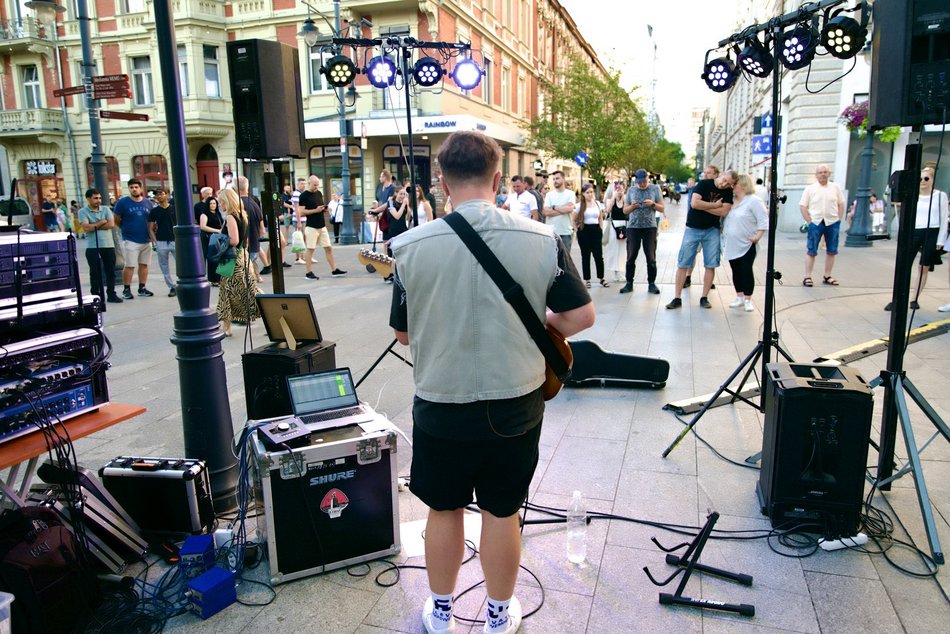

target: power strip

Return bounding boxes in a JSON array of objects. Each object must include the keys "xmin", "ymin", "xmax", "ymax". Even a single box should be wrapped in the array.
[{"xmin": 818, "ymin": 533, "xmax": 868, "ymax": 552}]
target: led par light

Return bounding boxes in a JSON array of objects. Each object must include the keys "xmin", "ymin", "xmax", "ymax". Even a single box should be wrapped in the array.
[
  {"xmin": 821, "ymin": 15, "xmax": 867, "ymax": 59},
  {"xmin": 778, "ymin": 24, "xmax": 818, "ymax": 70},
  {"xmin": 451, "ymin": 58, "xmax": 483, "ymax": 90},
  {"xmin": 702, "ymin": 56, "xmax": 738, "ymax": 93},
  {"xmin": 365, "ymin": 55, "xmax": 397, "ymax": 88},
  {"xmin": 413, "ymin": 56, "xmax": 444, "ymax": 87},
  {"xmin": 322, "ymin": 55, "xmax": 358, "ymax": 87},
  {"xmin": 737, "ymin": 38, "xmax": 774, "ymax": 78}
]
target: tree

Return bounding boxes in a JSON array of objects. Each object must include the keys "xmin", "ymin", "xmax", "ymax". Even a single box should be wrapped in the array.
[{"xmin": 527, "ymin": 56, "xmax": 651, "ymax": 185}]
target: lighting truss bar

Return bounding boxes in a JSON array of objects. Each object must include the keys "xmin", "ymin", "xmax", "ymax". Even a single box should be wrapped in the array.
[
  {"xmin": 716, "ymin": 0, "xmax": 854, "ymax": 49},
  {"xmin": 331, "ymin": 36, "xmax": 470, "ymax": 53}
]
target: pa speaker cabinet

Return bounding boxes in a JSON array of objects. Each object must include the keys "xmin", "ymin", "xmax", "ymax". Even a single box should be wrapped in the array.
[
  {"xmin": 226, "ymin": 39, "xmax": 306, "ymax": 159},
  {"xmin": 252, "ymin": 422, "xmax": 400, "ymax": 584},
  {"xmin": 870, "ymin": 0, "xmax": 950, "ymax": 128},
  {"xmin": 756, "ymin": 363, "xmax": 873, "ymax": 536},
  {"xmin": 242, "ymin": 341, "xmax": 336, "ymax": 420}
]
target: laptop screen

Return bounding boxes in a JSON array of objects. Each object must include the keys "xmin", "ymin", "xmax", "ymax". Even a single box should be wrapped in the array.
[{"xmin": 287, "ymin": 369, "xmax": 359, "ymax": 415}]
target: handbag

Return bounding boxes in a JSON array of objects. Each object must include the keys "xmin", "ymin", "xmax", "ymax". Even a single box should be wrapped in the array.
[
  {"xmin": 290, "ymin": 229, "xmax": 306, "ymax": 253},
  {"xmin": 613, "ymin": 223, "xmax": 626, "ymax": 240},
  {"xmin": 216, "ymin": 249, "xmax": 239, "ymax": 278},
  {"xmin": 602, "ymin": 224, "xmax": 611, "ymax": 247},
  {"xmin": 443, "ymin": 212, "xmax": 572, "ymax": 400},
  {"xmin": 207, "ymin": 232, "xmax": 234, "ymax": 263}
]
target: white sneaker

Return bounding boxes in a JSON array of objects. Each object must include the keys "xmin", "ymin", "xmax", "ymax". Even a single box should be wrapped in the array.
[
  {"xmin": 744, "ymin": 299, "xmax": 755, "ymax": 312},
  {"xmin": 422, "ymin": 597, "xmax": 456, "ymax": 633},
  {"xmin": 294, "ymin": 258, "xmax": 305, "ymax": 264},
  {"xmin": 311, "ymin": 257, "xmax": 320, "ymax": 263},
  {"xmin": 729, "ymin": 297, "xmax": 744, "ymax": 308},
  {"xmin": 939, "ymin": 302, "xmax": 950, "ymax": 312},
  {"xmin": 483, "ymin": 596, "xmax": 522, "ymax": 634}
]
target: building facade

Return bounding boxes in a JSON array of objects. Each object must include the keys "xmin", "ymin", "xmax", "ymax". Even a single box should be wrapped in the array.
[{"xmin": 0, "ymin": 0, "xmax": 606, "ymax": 223}]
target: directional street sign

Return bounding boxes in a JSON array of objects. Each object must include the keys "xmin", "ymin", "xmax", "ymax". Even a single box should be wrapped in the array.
[
  {"xmin": 53, "ymin": 85, "xmax": 86, "ymax": 98},
  {"xmin": 92, "ymin": 74, "xmax": 132, "ymax": 99},
  {"xmin": 751, "ymin": 134, "xmax": 782, "ymax": 156},
  {"xmin": 93, "ymin": 89, "xmax": 132, "ymax": 100},
  {"xmin": 574, "ymin": 151, "xmax": 588, "ymax": 167},
  {"xmin": 100, "ymin": 110, "xmax": 149, "ymax": 122},
  {"xmin": 92, "ymin": 74, "xmax": 129, "ymax": 84}
]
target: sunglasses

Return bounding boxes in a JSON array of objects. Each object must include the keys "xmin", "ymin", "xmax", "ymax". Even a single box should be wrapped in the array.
[{"xmin": 921, "ymin": 176, "xmax": 931, "ymax": 182}]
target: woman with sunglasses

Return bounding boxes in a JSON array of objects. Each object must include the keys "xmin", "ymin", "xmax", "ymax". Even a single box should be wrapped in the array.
[
  {"xmin": 575, "ymin": 184, "xmax": 608, "ymax": 288},
  {"xmin": 894, "ymin": 165, "xmax": 948, "ymax": 312}
]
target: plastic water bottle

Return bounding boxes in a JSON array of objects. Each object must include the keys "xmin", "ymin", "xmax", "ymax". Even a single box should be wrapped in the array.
[{"xmin": 566, "ymin": 490, "xmax": 587, "ymax": 564}]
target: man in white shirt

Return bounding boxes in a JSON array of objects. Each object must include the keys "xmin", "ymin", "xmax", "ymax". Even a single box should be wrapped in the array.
[
  {"xmin": 543, "ymin": 170, "xmax": 577, "ymax": 252},
  {"xmin": 800, "ymin": 164, "xmax": 845, "ymax": 287},
  {"xmin": 502, "ymin": 175, "xmax": 539, "ymax": 221}
]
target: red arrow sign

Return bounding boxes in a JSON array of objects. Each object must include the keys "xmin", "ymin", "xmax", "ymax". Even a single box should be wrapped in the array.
[
  {"xmin": 93, "ymin": 80, "xmax": 129, "ymax": 91},
  {"xmin": 94, "ymin": 92, "xmax": 132, "ymax": 100},
  {"xmin": 93, "ymin": 74, "xmax": 129, "ymax": 84},
  {"xmin": 53, "ymin": 85, "xmax": 87, "ymax": 98},
  {"xmin": 100, "ymin": 110, "xmax": 149, "ymax": 122}
]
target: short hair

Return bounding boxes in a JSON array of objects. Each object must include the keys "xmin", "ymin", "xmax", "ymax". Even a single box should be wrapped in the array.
[
  {"xmin": 523, "ymin": 176, "xmax": 535, "ymax": 187},
  {"xmin": 551, "ymin": 170, "xmax": 564, "ymax": 178},
  {"xmin": 84, "ymin": 188, "xmax": 101, "ymax": 199},
  {"xmin": 510, "ymin": 175, "xmax": 524, "ymax": 183},
  {"xmin": 381, "ymin": 169, "xmax": 392, "ymax": 180},
  {"xmin": 705, "ymin": 165, "xmax": 720, "ymax": 177},
  {"xmin": 436, "ymin": 132, "xmax": 503, "ymax": 187},
  {"xmin": 721, "ymin": 168, "xmax": 739, "ymax": 185},
  {"xmin": 127, "ymin": 178, "xmax": 143, "ymax": 187},
  {"xmin": 200, "ymin": 186, "xmax": 213, "ymax": 196},
  {"xmin": 237, "ymin": 175, "xmax": 249, "ymax": 191},
  {"xmin": 735, "ymin": 174, "xmax": 755, "ymax": 195}
]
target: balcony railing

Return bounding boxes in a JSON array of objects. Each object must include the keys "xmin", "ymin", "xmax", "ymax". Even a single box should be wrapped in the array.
[
  {"xmin": 0, "ymin": 109, "xmax": 65, "ymax": 135},
  {"xmin": 0, "ymin": 17, "xmax": 49, "ymax": 43}
]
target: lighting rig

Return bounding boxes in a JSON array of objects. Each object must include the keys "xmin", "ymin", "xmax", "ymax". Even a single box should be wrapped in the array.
[{"xmin": 318, "ymin": 33, "xmax": 483, "ymax": 217}]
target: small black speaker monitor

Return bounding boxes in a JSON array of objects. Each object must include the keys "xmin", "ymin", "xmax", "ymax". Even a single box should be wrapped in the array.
[
  {"xmin": 757, "ymin": 363, "xmax": 873, "ymax": 537},
  {"xmin": 869, "ymin": 0, "xmax": 950, "ymax": 128},
  {"xmin": 242, "ymin": 341, "xmax": 336, "ymax": 420},
  {"xmin": 226, "ymin": 39, "xmax": 306, "ymax": 159}
]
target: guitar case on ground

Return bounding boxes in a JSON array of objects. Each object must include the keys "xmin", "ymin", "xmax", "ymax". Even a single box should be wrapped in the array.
[{"xmin": 566, "ymin": 340, "xmax": 669, "ymax": 389}]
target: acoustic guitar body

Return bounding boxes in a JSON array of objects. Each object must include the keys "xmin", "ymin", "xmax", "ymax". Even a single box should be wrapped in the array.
[{"xmin": 566, "ymin": 340, "xmax": 669, "ymax": 389}]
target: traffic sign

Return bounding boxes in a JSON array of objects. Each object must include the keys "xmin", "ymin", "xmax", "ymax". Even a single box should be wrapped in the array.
[
  {"xmin": 92, "ymin": 74, "xmax": 132, "ymax": 99},
  {"xmin": 751, "ymin": 134, "xmax": 782, "ymax": 155},
  {"xmin": 93, "ymin": 89, "xmax": 132, "ymax": 100},
  {"xmin": 92, "ymin": 74, "xmax": 129, "ymax": 84},
  {"xmin": 100, "ymin": 110, "xmax": 149, "ymax": 122},
  {"xmin": 53, "ymin": 85, "xmax": 86, "ymax": 98},
  {"xmin": 574, "ymin": 151, "xmax": 588, "ymax": 167}
]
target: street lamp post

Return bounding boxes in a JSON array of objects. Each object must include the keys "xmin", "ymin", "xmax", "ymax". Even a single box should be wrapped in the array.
[{"xmin": 300, "ymin": 0, "xmax": 357, "ymax": 244}]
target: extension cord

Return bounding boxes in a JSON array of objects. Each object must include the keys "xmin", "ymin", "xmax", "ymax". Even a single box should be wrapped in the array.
[{"xmin": 818, "ymin": 532, "xmax": 868, "ymax": 552}]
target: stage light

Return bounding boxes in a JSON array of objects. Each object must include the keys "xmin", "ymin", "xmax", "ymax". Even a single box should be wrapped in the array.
[
  {"xmin": 702, "ymin": 56, "xmax": 737, "ymax": 93},
  {"xmin": 322, "ymin": 54, "xmax": 358, "ymax": 87},
  {"xmin": 821, "ymin": 15, "xmax": 867, "ymax": 59},
  {"xmin": 778, "ymin": 24, "xmax": 818, "ymax": 70},
  {"xmin": 413, "ymin": 56, "xmax": 444, "ymax": 87},
  {"xmin": 365, "ymin": 55, "xmax": 397, "ymax": 88},
  {"xmin": 736, "ymin": 38, "xmax": 773, "ymax": 78},
  {"xmin": 452, "ymin": 58, "xmax": 482, "ymax": 90}
]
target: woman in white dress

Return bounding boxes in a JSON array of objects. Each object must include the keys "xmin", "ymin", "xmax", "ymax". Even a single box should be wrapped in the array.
[{"xmin": 603, "ymin": 180, "xmax": 628, "ymax": 282}]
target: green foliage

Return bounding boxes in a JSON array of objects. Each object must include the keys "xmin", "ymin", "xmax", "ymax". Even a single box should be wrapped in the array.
[{"xmin": 527, "ymin": 57, "xmax": 652, "ymax": 183}]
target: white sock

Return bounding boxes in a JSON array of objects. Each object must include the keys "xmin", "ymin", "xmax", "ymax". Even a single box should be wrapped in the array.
[
  {"xmin": 430, "ymin": 592, "xmax": 454, "ymax": 629},
  {"xmin": 485, "ymin": 596, "xmax": 511, "ymax": 633}
]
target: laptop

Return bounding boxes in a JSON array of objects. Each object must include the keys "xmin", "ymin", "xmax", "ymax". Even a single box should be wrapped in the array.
[{"xmin": 286, "ymin": 368, "xmax": 373, "ymax": 432}]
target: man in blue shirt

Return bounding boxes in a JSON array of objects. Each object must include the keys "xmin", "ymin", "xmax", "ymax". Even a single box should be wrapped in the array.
[{"xmin": 113, "ymin": 178, "xmax": 155, "ymax": 299}]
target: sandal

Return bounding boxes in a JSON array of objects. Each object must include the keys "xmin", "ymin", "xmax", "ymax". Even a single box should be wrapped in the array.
[
  {"xmin": 822, "ymin": 276, "xmax": 839, "ymax": 286},
  {"xmin": 802, "ymin": 277, "xmax": 814, "ymax": 287},
  {"xmin": 600, "ymin": 278, "xmax": 610, "ymax": 288},
  {"xmin": 585, "ymin": 280, "xmax": 591, "ymax": 289}
]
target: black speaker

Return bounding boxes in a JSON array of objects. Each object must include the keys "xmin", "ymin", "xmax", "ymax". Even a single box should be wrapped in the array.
[
  {"xmin": 241, "ymin": 341, "xmax": 336, "ymax": 420},
  {"xmin": 226, "ymin": 39, "xmax": 306, "ymax": 160},
  {"xmin": 756, "ymin": 363, "xmax": 873, "ymax": 536},
  {"xmin": 869, "ymin": 0, "xmax": 950, "ymax": 128}
]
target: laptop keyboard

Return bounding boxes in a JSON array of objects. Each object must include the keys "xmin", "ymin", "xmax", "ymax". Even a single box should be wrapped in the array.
[{"xmin": 299, "ymin": 405, "xmax": 365, "ymax": 424}]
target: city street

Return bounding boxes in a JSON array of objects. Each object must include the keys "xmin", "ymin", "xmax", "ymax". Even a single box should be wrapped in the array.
[{"xmin": 75, "ymin": 196, "xmax": 949, "ymax": 632}]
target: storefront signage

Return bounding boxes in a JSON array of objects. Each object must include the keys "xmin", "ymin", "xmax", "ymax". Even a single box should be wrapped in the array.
[
  {"xmin": 424, "ymin": 120, "xmax": 457, "ymax": 129},
  {"xmin": 25, "ymin": 160, "xmax": 57, "ymax": 176}
]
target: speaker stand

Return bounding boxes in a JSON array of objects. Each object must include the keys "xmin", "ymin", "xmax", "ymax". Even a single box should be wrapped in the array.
[
  {"xmin": 355, "ymin": 339, "xmax": 413, "ymax": 389},
  {"xmin": 643, "ymin": 511, "xmax": 755, "ymax": 617}
]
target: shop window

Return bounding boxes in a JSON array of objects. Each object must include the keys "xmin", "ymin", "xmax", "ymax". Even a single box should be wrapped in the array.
[
  {"xmin": 307, "ymin": 145, "xmax": 364, "ymax": 211},
  {"xmin": 132, "ymin": 155, "xmax": 168, "ymax": 192},
  {"xmin": 18, "ymin": 159, "xmax": 62, "ymax": 217}
]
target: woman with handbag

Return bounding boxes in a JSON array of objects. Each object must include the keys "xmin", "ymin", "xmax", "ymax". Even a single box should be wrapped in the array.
[
  {"xmin": 216, "ymin": 188, "xmax": 259, "ymax": 336},
  {"xmin": 603, "ymin": 180, "xmax": 627, "ymax": 282},
  {"xmin": 575, "ymin": 183, "xmax": 608, "ymax": 288},
  {"xmin": 199, "ymin": 196, "xmax": 222, "ymax": 285}
]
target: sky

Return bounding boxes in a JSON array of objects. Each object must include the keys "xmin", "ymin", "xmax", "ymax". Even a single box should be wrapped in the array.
[{"xmin": 559, "ymin": 0, "xmax": 740, "ymax": 157}]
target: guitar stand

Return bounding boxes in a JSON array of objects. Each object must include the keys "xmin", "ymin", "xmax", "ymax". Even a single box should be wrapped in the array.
[
  {"xmin": 355, "ymin": 338, "xmax": 414, "ymax": 388},
  {"xmin": 643, "ymin": 512, "xmax": 755, "ymax": 617}
]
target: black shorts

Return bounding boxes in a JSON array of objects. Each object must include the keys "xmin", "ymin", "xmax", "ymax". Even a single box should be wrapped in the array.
[
  {"xmin": 409, "ymin": 393, "xmax": 543, "ymax": 518},
  {"xmin": 911, "ymin": 228, "xmax": 940, "ymax": 267}
]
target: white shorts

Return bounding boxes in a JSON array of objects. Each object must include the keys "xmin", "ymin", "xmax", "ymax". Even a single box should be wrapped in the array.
[
  {"xmin": 304, "ymin": 226, "xmax": 331, "ymax": 249},
  {"xmin": 122, "ymin": 240, "xmax": 152, "ymax": 266}
]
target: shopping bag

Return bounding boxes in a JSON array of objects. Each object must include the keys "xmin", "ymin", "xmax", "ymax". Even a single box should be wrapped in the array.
[{"xmin": 291, "ymin": 230, "xmax": 306, "ymax": 253}]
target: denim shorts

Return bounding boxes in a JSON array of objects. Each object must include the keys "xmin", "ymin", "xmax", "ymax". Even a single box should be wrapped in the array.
[
  {"xmin": 806, "ymin": 220, "xmax": 840, "ymax": 256},
  {"xmin": 676, "ymin": 226, "xmax": 721, "ymax": 268}
]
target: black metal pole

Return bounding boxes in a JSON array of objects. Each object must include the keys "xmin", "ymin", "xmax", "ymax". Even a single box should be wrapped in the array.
[
  {"xmin": 877, "ymin": 135, "xmax": 923, "ymax": 487},
  {"xmin": 153, "ymin": 0, "xmax": 237, "ymax": 511},
  {"xmin": 263, "ymin": 162, "xmax": 284, "ymax": 293},
  {"xmin": 77, "ymin": 0, "xmax": 106, "ymax": 198},
  {"xmin": 400, "ymin": 43, "xmax": 417, "ymax": 224},
  {"xmin": 335, "ymin": 0, "xmax": 357, "ymax": 245}
]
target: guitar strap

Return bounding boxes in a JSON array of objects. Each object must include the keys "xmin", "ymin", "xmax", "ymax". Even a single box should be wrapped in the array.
[{"xmin": 443, "ymin": 212, "xmax": 572, "ymax": 382}]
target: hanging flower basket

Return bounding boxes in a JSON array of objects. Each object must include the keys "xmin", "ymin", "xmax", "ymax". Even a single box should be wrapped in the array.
[{"xmin": 839, "ymin": 100, "xmax": 902, "ymax": 143}]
